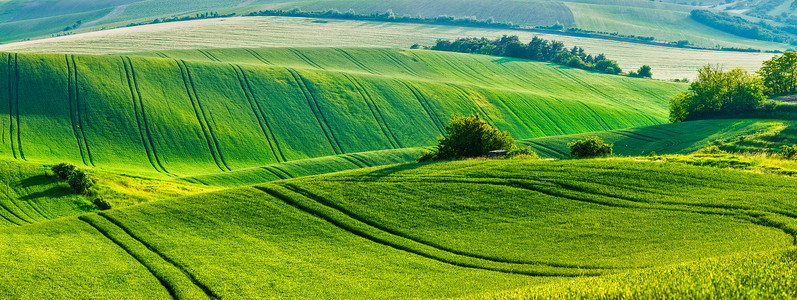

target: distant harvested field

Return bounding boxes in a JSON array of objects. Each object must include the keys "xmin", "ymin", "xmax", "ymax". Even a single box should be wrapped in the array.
[
  {"xmin": 0, "ymin": 16, "xmax": 777, "ymax": 79},
  {"xmin": 565, "ymin": 1, "xmax": 789, "ymax": 50}
]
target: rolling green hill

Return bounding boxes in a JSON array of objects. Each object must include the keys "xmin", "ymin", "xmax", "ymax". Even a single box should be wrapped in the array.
[
  {"xmin": 0, "ymin": 47, "xmax": 684, "ymax": 176},
  {"xmin": 1, "ymin": 158, "xmax": 795, "ymax": 298}
]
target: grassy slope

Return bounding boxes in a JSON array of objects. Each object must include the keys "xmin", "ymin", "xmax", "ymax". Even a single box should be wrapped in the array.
[
  {"xmin": 520, "ymin": 119, "xmax": 793, "ymax": 158},
  {"xmin": 0, "ymin": 16, "xmax": 777, "ymax": 80},
  {"xmin": 565, "ymin": 1, "xmax": 788, "ymax": 50},
  {"xmin": 0, "ymin": 48, "xmax": 684, "ymax": 176},
  {"xmin": 0, "ymin": 158, "xmax": 795, "ymax": 298}
]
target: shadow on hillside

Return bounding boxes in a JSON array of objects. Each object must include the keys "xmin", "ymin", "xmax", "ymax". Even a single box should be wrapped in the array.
[
  {"xmin": 358, "ymin": 162, "xmax": 427, "ymax": 181},
  {"xmin": 19, "ymin": 175, "xmax": 58, "ymax": 189},
  {"xmin": 19, "ymin": 186, "xmax": 71, "ymax": 201}
]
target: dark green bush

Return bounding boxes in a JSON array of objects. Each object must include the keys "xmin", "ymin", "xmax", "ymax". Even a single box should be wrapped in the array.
[
  {"xmin": 419, "ymin": 114, "xmax": 514, "ymax": 161},
  {"xmin": 568, "ymin": 136, "xmax": 613, "ymax": 158},
  {"xmin": 782, "ymin": 144, "xmax": 797, "ymax": 159},
  {"xmin": 67, "ymin": 170, "xmax": 95, "ymax": 195},
  {"xmin": 51, "ymin": 163, "xmax": 76, "ymax": 180},
  {"xmin": 92, "ymin": 198, "xmax": 112, "ymax": 210}
]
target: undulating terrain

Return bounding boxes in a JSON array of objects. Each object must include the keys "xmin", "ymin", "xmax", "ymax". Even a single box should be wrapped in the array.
[{"xmin": 1, "ymin": 0, "xmax": 797, "ymax": 299}]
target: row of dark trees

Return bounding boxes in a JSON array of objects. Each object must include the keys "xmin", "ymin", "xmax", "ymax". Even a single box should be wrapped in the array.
[
  {"xmin": 691, "ymin": 10, "xmax": 797, "ymax": 46},
  {"xmin": 426, "ymin": 35, "xmax": 653, "ymax": 77}
]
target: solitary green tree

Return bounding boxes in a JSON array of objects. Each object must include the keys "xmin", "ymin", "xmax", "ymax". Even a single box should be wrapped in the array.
[
  {"xmin": 637, "ymin": 65, "xmax": 652, "ymax": 78},
  {"xmin": 758, "ymin": 51, "xmax": 797, "ymax": 96},
  {"xmin": 419, "ymin": 114, "xmax": 514, "ymax": 161}
]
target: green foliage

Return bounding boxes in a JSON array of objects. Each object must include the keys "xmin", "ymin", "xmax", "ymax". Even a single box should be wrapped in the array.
[
  {"xmin": 636, "ymin": 65, "xmax": 652, "ymax": 78},
  {"xmin": 568, "ymin": 136, "xmax": 613, "ymax": 158},
  {"xmin": 421, "ymin": 114, "xmax": 514, "ymax": 161},
  {"xmin": 595, "ymin": 59, "xmax": 622, "ymax": 74},
  {"xmin": 700, "ymin": 145, "xmax": 727, "ymax": 154},
  {"xmin": 758, "ymin": 51, "xmax": 797, "ymax": 96},
  {"xmin": 668, "ymin": 65, "xmax": 766, "ymax": 122},
  {"xmin": 51, "ymin": 163, "xmax": 76, "ymax": 180},
  {"xmin": 67, "ymin": 170, "xmax": 95, "ymax": 195},
  {"xmin": 92, "ymin": 198, "xmax": 112, "ymax": 210},
  {"xmin": 782, "ymin": 144, "xmax": 797, "ymax": 159},
  {"xmin": 505, "ymin": 147, "xmax": 538, "ymax": 159}
]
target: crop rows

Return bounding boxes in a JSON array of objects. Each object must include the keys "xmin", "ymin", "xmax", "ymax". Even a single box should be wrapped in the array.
[{"xmin": 0, "ymin": 49, "xmax": 683, "ymax": 175}]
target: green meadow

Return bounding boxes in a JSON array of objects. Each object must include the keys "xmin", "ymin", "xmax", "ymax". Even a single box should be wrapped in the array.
[
  {"xmin": 0, "ymin": 47, "xmax": 684, "ymax": 176},
  {"xmin": 1, "ymin": 158, "xmax": 795, "ymax": 298}
]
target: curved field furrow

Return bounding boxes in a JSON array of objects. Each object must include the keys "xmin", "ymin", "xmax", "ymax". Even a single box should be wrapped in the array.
[
  {"xmin": 122, "ymin": 57, "xmax": 163, "ymax": 174},
  {"xmin": 344, "ymin": 74, "xmax": 401, "ymax": 149},
  {"xmin": 400, "ymin": 81, "xmax": 445, "ymax": 135},
  {"xmin": 231, "ymin": 65, "xmax": 282, "ymax": 163},
  {"xmin": 175, "ymin": 60, "xmax": 229, "ymax": 172},
  {"xmin": 288, "ymin": 48, "xmax": 325, "ymax": 70},
  {"xmin": 286, "ymin": 68, "xmax": 344, "ymax": 155},
  {"xmin": 70, "ymin": 55, "xmax": 96, "ymax": 166},
  {"xmin": 125, "ymin": 57, "xmax": 170, "ymax": 174},
  {"xmin": 256, "ymin": 185, "xmax": 602, "ymax": 277},
  {"xmin": 243, "ymin": 48, "xmax": 272, "ymax": 65},
  {"xmin": 336, "ymin": 48, "xmax": 380, "ymax": 75}
]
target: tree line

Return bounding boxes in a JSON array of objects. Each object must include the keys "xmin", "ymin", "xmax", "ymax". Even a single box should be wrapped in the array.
[
  {"xmin": 691, "ymin": 10, "xmax": 797, "ymax": 46},
  {"xmin": 423, "ymin": 35, "xmax": 652, "ymax": 77},
  {"xmin": 669, "ymin": 52, "xmax": 797, "ymax": 122}
]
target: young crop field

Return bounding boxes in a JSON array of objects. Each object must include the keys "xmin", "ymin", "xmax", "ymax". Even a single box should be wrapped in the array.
[
  {"xmin": 0, "ymin": 16, "xmax": 778, "ymax": 79},
  {"xmin": 520, "ymin": 119, "xmax": 795, "ymax": 158},
  {"xmin": 0, "ymin": 47, "xmax": 684, "ymax": 176},
  {"xmin": 1, "ymin": 158, "xmax": 795, "ymax": 298}
]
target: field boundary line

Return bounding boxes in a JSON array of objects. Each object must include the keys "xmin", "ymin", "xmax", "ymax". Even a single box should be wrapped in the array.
[
  {"xmin": 336, "ymin": 49, "xmax": 380, "ymax": 75},
  {"xmin": 123, "ymin": 57, "xmax": 169, "ymax": 174},
  {"xmin": 286, "ymin": 68, "xmax": 343, "ymax": 154},
  {"xmin": 400, "ymin": 81, "xmax": 445, "ymax": 135},
  {"xmin": 243, "ymin": 49, "xmax": 273, "ymax": 65},
  {"xmin": 281, "ymin": 183, "xmax": 610, "ymax": 269},
  {"xmin": 70, "ymin": 55, "xmax": 96, "ymax": 166},
  {"xmin": 343, "ymin": 74, "xmax": 400, "ymax": 149},
  {"xmin": 196, "ymin": 49, "xmax": 221, "ymax": 62},
  {"xmin": 66, "ymin": 55, "xmax": 88, "ymax": 166},
  {"xmin": 175, "ymin": 60, "xmax": 230, "ymax": 172},
  {"xmin": 256, "ymin": 185, "xmax": 604, "ymax": 277},
  {"xmin": 288, "ymin": 48, "xmax": 325, "ymax": 70},
  {"xmin": 98, "ymin": 213, "xmax": 220, "ymax": 299},
  {"xmin": 233, "ymin": 64, "xmax": 285, "ymax": 162}
]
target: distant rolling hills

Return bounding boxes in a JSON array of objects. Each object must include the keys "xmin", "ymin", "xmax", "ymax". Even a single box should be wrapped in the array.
[{"xmin": 0, "ymin": 48, "xmax": 684, "ymax": 176}]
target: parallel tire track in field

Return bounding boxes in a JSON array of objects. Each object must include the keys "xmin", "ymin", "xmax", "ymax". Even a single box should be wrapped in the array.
[
  {"xmin": 232, "ymin": 64, "xmax": 286, "ymax": 162},
  {"xmin": 340, "ymin": 155, "xmax": 366, "ymax": 168},
  {"xmin": 346, "ymin": 154, "xmax": 372, "ymax": 167},
  {"xmin": 8, "ymin": 54, "xmax": 23, "ymax": 160},
  {"xmin": 261, "ymin": 166, "xmax": 288, "ymax": 180},
  {"xmin": 286, "ymin": 68, "xmax": 343, "ymax": 155},
  {"xmin": 243, "ymin": 49, "xmax": 272, "ymax": 65},
  {"xmin": 67, "ymin": 55, "xmax": 96, "ymax": 166},
  {"xmin": 122, "ymin": 57, "xmax": 169, "ymax": 174},
  {"xmin": 489, "ymin": 93, "xmax": 537, "ymax": 137},
  {"xmin": 343, "ymin": 74, "xmax": 401, "ymax": 149},
  {"xmin": 175, "ymin": 59, "xmax": 230, "ymax": 172},
  {"xmin": 400, "ymin": 81, "xmax": 445, "ymax": 135},
  {"xmin": 270, "ymin": 165, "xmax": 293, "ymax": 178},
  {"xmin": 526, "ymin": 141, "xmax": 569, "ymax": 157},
  {"xmin": 288, "ymin": 48, "xmax": 325, "ymax": 70},
  {"xmin": 381, "ymin": 50, "xmax": 421, "ymax": 77},
  {"xmin": 335, "ymin": 49, "xmax": 380, "ymax": 75},
  {"xmin": 196, "ymin": 49, "xmax": 221, "ymax": 62},
  {"xmin": 257, "ymin": 185, "xmax": 604, "ymax": 277},
  {"xmin": 448, "ymin": 84, "xmax": 496, "ymax": 125},
  {"xmin": 80, "ymin": 213, "xmax": 219, "ymax": 299}
]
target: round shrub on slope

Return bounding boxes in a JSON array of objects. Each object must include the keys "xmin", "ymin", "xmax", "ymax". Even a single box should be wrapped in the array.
[
  {"xmin": 67, "ymin": 170, "xmax": 95, "ymax": 195},
  {"xmin": 569, "ymin": 136, "xmax": 613, "ymax": 158},
  {"xmin": 420, "ymin": 114, "xmax": 514, "ymax": 161},
  {"xmin": 51, "ymin": 163, "xmax": 77, "ymax": 180}
]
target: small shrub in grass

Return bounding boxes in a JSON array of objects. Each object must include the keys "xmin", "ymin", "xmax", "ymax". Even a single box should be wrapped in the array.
[
  {"xmin": 700, "ymin": 145, "xmax": 726, "ymax": 154},
  {"xmin": 782, "ymin": 145, "xmax": 797, "ymax": 159},
  {"xmin": 568, "ymin": 136, "xmax": 613, "ymax": 158},
  {"xmin": 505, "ymin": 147, "xmax": 539, "ymax": 159},
  {"xmin": 92, "ymin": 197, "xmax": 112, "ymax": 210},
  {"xmin": 51, "ymin": 163, "xmax": 76, "ymax": 180},
  {"xmin": 67, "ymin": 170, "xmax": 95, "ymax": 195},
  {"xmin": 419, "ymin": 114, "xmax": 514, "ymax": 161}
]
